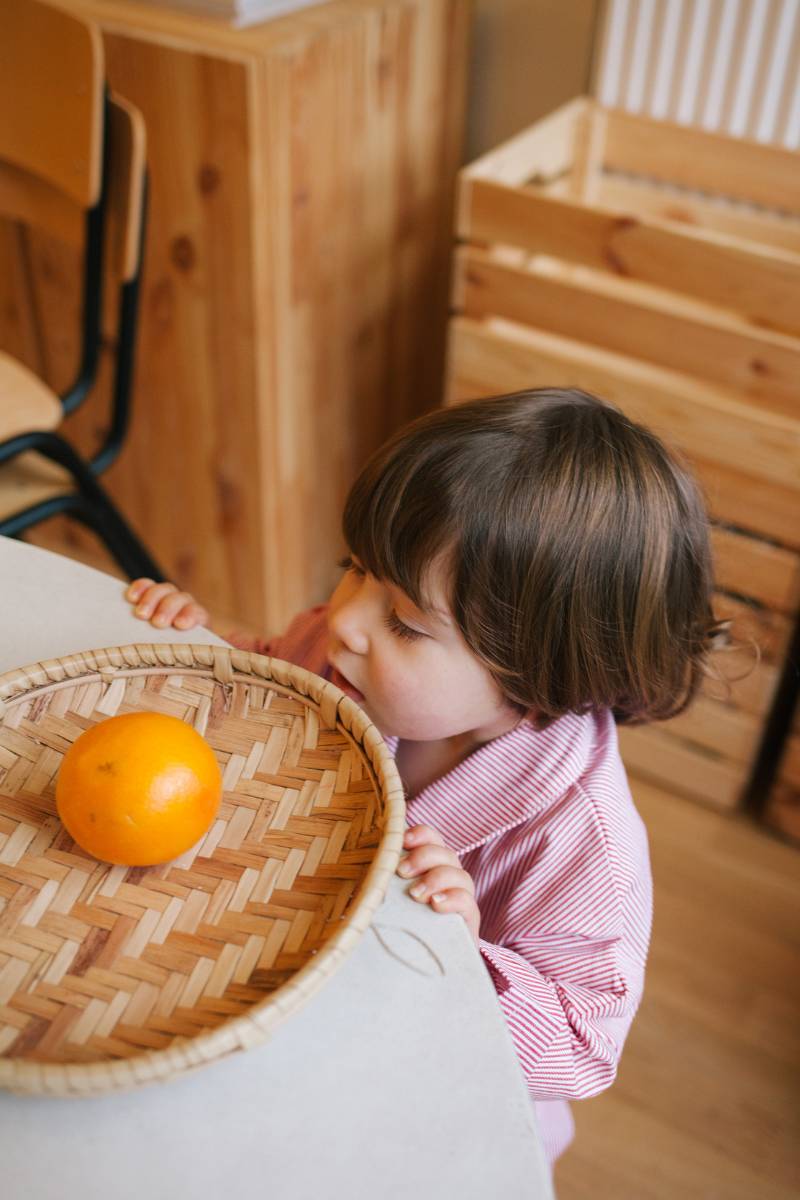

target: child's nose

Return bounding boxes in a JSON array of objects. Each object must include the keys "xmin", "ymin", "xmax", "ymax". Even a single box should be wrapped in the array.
[{"xmin": 328, "ymin": 596, "xmax": 370, "ymax": 656}]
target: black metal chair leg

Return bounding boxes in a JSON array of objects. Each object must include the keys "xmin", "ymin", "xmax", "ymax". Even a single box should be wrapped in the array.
[
  {"xmin": 0, "ymin": 490, "xmax": 166, "ymax": 583},
  {"xmin": 0, "ymin": 433, "xmax": 166, "ymax": 583},
  {"xmin": 742, "ymin": 612, "xmax": 800, "ymax": 819},
  {"xmin": 66, "ymin": 492, "xmax": 166, "ymax": 583}
]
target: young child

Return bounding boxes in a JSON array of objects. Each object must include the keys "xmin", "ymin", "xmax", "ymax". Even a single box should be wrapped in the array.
[{"xmin": 127, "ymin": 389, "xmax": 716, "ymax": 1170}]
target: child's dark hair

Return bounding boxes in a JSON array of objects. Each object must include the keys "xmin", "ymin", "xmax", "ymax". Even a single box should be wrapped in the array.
[{"xmin": 343, "ymin": 388, "xmax": 718, "ymax": 727}]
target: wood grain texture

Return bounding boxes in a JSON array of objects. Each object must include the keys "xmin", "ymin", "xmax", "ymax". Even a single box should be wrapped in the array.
[
  {"xmin": 595, "ymin": 174, "xmax": 800, "ymax": 256},
  {"xmin": 447, "ymin": 317, "xmax": 800, "ymax": 494},
  {"xmin": 461, "ymin": 95, "xmax": 587, "ymax": 189},
  {"xmin": 456, "ymin": 246, "xmax": 800, "ymax": 413},
  {"xmin": 0, "ymin": 0, "xmax": 104, "ymax": 209},
  {"xmin": 0, "ymin": 162, "xmax": 84, "ymax": 250},
  {"xmin": 712, "ymin": 527, "xmax": 800, "ymax": 617},
  {"xmin": 603, "ymin": 107, "xmax": 800, "ymax": 217},
  {"xmin": 689, "ymin": 456, "xmax": 800, "ymax": 552},
  {"xmin": 617, "ymin": 725, "xmax": 746, "ymax": 811},
  {"xmin": 447, "ymin": 331, "xmax": 800, "ymax": 550},
  {"xmin": 566, "ymin": 103, "xmax": 606, "ymax": 204},
  {"xmin": 464, "ymin": 178, "xmax": 800, "ymax": 337},
  {"xmin": 0, "ymin": 0, "xmax": 470, "ymax": 635},
  {"xmin": 0, "ymin": 351, "xmax": 61, "ymax": 441},
  {"xmin": 105, "ymin": 91, "xmax": 146, "ymax": 282},
  {"xmin": 555, "ymin": 778, "xmax": 800, "ymax": 1200}
]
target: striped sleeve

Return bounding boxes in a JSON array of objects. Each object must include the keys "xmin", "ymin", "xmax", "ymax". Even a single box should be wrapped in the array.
[
  {"xmin": 467, "ymin": 778, "xmax": 652, "ymax": 1100},
  {"xmin": 478, "ymin": 938, "xmax": 630, "ymax": 1098}
]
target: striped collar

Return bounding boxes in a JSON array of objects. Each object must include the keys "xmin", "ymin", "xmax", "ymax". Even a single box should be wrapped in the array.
[{"xmin": 385, "ymin": 711, "xmax": 601, "ymax": 855}]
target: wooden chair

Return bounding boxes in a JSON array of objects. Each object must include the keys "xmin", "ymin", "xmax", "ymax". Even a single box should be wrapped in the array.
[{"xmin": 0, "ymin": 0, "xmax": 164, "ymax": 581}]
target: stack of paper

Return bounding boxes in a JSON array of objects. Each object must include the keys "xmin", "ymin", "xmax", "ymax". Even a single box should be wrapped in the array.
[{"xmin": 139, "ymin": 0, "xmax": 328, "ymax": 28}]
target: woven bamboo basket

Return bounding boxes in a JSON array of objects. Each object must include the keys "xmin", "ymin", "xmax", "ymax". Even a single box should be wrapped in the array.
[{"xmin": 0, "ymin": 643, "xmax": 406, "ymax": 1097}]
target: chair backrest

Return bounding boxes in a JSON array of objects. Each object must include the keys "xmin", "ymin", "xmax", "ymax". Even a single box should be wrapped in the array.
[
  {"xmin": 0, "ymin": 4, "xmax": 146, "ymax": 417},
  {"xmin": 0, "ymin": 0, "xmax": 104, "ymax": 263},
  {"xmin": 0, "ymin": 90, "xmax": 146, "ymax": 286},
  {"xmin": 0, "ymin": 0, "xmax": 104, "ymax": 208},
  {"xmin": 594, "ymin": 0, "xmax": 800, "ymax": 149},
  {"xmin": 106, "ymin": 92, "xmax": 147, "ymax": 284}
]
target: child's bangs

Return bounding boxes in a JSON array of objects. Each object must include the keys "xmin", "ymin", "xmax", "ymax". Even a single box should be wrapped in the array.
[{"xmin": 342, "ymin": 442, "xmax": 458, "ymax": 611}]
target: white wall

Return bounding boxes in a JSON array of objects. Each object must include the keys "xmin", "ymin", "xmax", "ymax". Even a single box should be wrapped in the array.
[{"xmin": 465, "ymin": 0, "xmax": 602, "ymax": 160}]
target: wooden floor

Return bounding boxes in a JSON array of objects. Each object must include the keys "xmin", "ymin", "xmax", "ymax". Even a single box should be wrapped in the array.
[
  {"xmin": 12, "ymin": 519, "xmax": 800, "ymax": 1197},
  {"xmin": 555, "ymin": 778, "xmax": 800, "ymax": 1200}
]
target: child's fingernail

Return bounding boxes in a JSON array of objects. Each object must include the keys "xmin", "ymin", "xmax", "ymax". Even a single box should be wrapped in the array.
[
  {"xmin": 432, "ymin": 893, "xmax": 447, "ymax": 904},
  {"xmin": 397, "ymin": 859, "xmax": 412, "ymax": 876},
  {"xmin": 409, "ymin": 882, "xmax": 426, "ymax": 899}
]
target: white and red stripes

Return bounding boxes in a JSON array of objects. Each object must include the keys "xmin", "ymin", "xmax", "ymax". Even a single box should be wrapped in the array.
[{"xmin": 230, "ymin": 607, "xmax": 653, "ymax": 1169}]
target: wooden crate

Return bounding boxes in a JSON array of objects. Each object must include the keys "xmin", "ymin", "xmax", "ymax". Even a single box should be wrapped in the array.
[
  {"xmin": 457, "ymin": 97, "xmax": 800, "ymax": 334},
  {"xmin": 448, "ymin": 99, "xmax": 800, "ymax": 816}
]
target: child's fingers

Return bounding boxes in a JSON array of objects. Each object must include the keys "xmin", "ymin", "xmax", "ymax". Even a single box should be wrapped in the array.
[
  {"xmin": 431, "ymin": 890, "xmax": 480, "ymax": 945},
  {"xmin": 173, "ymin": 603, "xmax": 211, "ymax": 631},
  {"xmin": 125, "ymin": 578, "xmax": 155, "ymax": 604},
  {"xmin": 151, "ymin": 591, "xmax": 202, "ymax": 629},
  {"xmin": 429, "ymin": 887, "xmax": 477, "ymax": 915},
  {"xmin": 428, "ymin": 887, "xmax": 481, "ymax": 946},
  {"xmin": 397, "ymin": 841, "xmax": 463, "ymax": 880},
  {"xmin": 407, "ymin": 864, "xmax": 474, "ymax": 901},
  {"xmin": 132, "ymin": 581, "xmax": 179, "ymax": 619},
  {"xmin": 403, "ymin": 824, "xmax": 448, "ymax": 850}
]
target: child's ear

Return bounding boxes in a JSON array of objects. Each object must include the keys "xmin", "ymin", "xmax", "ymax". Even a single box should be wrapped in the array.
[{"xmin": 519, "ymin": 707, "xmax": 542, "ymax": 730}]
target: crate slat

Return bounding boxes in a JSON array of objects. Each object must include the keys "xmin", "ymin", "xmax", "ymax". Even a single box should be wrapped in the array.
[
  {"xmin": 657, "ymin": 695, "xmax": 762, "ymax": 766},
  {"xmin": 594, "ymin": 175, "xmax": 800, "ymax": 256},
  {"xmin": 456, "ymin": 247, "xmax": 800, "ymax": 413},
  {"xmin": 602, "ymin": 108, "xmax": 800, "ymax": 216},
  {"xmin": 461, "ymin": 179, "xmax": 800, "ymax": 337},
  {"xmin": 447, "ymin": 317, "xmax": 800, "ymax": 493},
  {"xmin": 617, "ymin": 725, "xmax": 746, "ymax": 811},
  {"xmin": 712, "ymin": 528, "xmax": 800, "ymax": 617}
]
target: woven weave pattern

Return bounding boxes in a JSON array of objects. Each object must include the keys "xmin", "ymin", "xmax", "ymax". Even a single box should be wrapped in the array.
[{"xmin": 0, "ymin": 656, "xmax": 392, "ymax": 1073}]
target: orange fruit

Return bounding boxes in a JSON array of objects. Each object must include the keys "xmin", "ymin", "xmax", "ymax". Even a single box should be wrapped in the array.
[{"xmin": 56, "ymin": 711, "xmax": 222, "ymax": 866}]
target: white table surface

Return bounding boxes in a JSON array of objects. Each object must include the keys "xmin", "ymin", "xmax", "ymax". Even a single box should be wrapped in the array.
[{"xmin": 0, "ymin": 537, "xmax": 554, "ymax": 1200}]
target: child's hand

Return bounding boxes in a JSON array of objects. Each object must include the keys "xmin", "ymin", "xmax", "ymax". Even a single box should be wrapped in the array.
[
  {"xmin": 397, "ymin": 824, "xmax": 480, "ymax": 947},
  {"xmin": 126, "ymin": 578, "xmax": 210, "ymax": 631}
]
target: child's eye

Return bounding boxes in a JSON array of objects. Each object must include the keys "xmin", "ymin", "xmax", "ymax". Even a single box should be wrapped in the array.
[
  {"xmin": 338, "ymin": 556, "xmax": 365, "ymax": 578},
  {"xmin": 385, "ymin": 611, "xmax": 425, "ymax": 643}
]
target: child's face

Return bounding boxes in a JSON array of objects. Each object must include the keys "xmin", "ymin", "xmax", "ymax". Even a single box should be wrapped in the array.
[{"xmin": 327, "ymin": 558, "xmax": 520, "ymax": 743}]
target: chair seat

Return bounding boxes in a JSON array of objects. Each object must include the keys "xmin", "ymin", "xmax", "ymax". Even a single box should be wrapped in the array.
[
  {"xmin": 0, "ymin": 349, "xmax": 62, "ymax": 441},
  {"xmin": 0, "ymin": 449, "xmax": 74, "ymax": 522}
]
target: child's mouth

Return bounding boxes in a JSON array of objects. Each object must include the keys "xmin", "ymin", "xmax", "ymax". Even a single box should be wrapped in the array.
[{"xmin": 329, "ymin": 666, "xmax": 365, "ymax": 705}]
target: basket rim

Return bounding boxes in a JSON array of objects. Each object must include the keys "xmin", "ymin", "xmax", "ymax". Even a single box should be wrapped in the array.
[{"xmin": 0, "ymin": 643, "xmax": 407, "ymax": 1097}]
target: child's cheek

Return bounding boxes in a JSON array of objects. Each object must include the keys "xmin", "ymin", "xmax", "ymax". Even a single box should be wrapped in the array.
[{"xmin": 370, "ymin": 665, "xmax": 428, "ymax": 729}]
